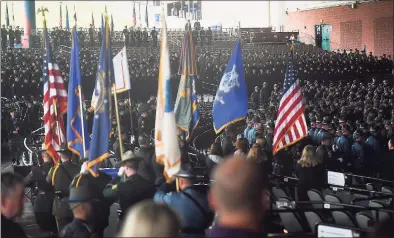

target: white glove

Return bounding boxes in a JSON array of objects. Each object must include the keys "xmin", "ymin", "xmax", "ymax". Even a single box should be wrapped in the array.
[
  {"xmin": 80, "ymin": 161, "xmax": 88, "ymax": 174},
  {"xmin": 338, "ymin": 158, "xmax": 343, "ymax": 163},
  {"xmin": 117, "ymin": 167, "xmax": 125, "ymax": 177},
  {"xmin": 332, "ymin": 144, "xmax": 337, "ymax": 152}
]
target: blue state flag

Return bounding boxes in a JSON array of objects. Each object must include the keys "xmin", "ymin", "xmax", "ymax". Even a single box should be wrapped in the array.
[
  {"xmin": 67, "ymin": 27, "xmax": 90, "ymax": 159},
  {"xmin": 212, "ymin": 40, "xmax": 248, "ymax": 134},
  {"xmin": 88, "ymin": 15, "xmax": 113, "ymax": 176}
]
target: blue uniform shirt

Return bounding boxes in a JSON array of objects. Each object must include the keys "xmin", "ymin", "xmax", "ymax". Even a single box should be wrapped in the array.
[{"xmin": 154, "ymin": 187, "xmax": 211, "ymax": 231}]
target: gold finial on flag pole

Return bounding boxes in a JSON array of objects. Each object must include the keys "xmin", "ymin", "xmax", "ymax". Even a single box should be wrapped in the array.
[{"xmin": 37, "ymin": 6, "xmax": 49, "ymax": 21}]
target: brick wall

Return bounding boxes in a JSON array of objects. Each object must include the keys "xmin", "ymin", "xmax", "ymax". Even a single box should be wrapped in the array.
[{"xmin": 284, "ymin": 1, "xmax": 394, "ymax": 56}]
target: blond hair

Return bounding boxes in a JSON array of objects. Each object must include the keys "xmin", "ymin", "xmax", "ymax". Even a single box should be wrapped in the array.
[
  {"xmin": 297, "ymin": 145, "xmax": 320, "ymax": 167},
  {"xmin": 247, "ymin": 144, "xmax": 267, "ymax": 163},
  {"xmin": 118, "ymin": 200, "xmax": 181, "ymax": 237}
]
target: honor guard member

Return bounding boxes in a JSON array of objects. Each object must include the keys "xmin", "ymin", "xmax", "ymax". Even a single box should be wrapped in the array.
[
  {"xmin": 136, "ymin": 133, "xmax": 165, "ymax": 186},
  {"xmin": 70, "ymin": 164, "xmax": 112, "ymax": 238},
  {"xmin": 316, "ymin": 132, "xmax": 336, "ymax": 171},
  {"xmin": 46, "ymin": 145, "xmax": 81, "ymax": 233},
  {"xmin": 138, "ymin": 103, "xmax": 151, "ymax": 136},
  {"xmin": 154, "ymin": 164, "xmax": 214, "ymax": 237},
  {"xmin": 113, "ymin": 127, "xmax": 131, "ymax": 162},
  {"xmin": 59, "ymin": 186, "xmax": 95, "ymax": 238},
  {"xmin": 103, "ymin": 151, "xmax": 156, "ymax": 224},
  {"xmin": 24, "ymin": 144, "xmax": 57, "ymax": 233}
]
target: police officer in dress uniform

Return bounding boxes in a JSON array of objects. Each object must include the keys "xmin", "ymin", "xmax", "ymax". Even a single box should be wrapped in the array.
[
  {"xmin": 317, "ymin": 120, "xmax": 330, "ymax": 145},
  {"xmin": 154, "ymin": 163, "xmax": 213, "ymax": 237},
  {"xmin": 136, "ymin": 133, "xmax": 165, "ymax": 186},
  {"xmin": 113, "ymin": 128, "xmax": 130, "ymax": 162},
  {"xmin": 335, "ymin": 125, "xmax": 353, "ymax": 171},
  {"xmin": 199, "ymin": 27, "xmax": 206, "ymax": 47},
  {"xmin": 316, "ymin": 132, "xmax": 336, "ymax": 171},
  {"xmin": 138, "ymin": 103, "xmax": 152, "ymax": 137},
  {"xmin": 8, "ymin": 25, "xmax": 14, "ymax": 48},
  {"xmin": 8, "ymin": 109, "xmax": 21, "ymax": 164},
  {"xmin": 70, "ymin": 164, "xmax": 112, "ymax": 238},
  {"xmin": 308, "ymin": 121, "xmax": 316, "ymax": 144},
  {"xmin": 46, "ymin": 146, "xmax": 81, "ymax": 233},
  {"xmin": 206, "ymin": 27, "xmax": 213, "ymax": 45},
  {"xmin": 24, "ymin": 144, "xmax": 57, "ymax": 233},
  {"xmin": 135, "ymin": 27, "xmax": 142, "ymax": 47},
  {"xmin": 313, "ymin": 120, "xmax": 322, "ymax": 145},
  {"xmin": 151, "ymin": 27, "xmax": 158, "ymax": 47},
  {"xmin": 59, "ymin": 186, "xmax": 95, "ymax": 238},
  {"xmin": 122, "ymin": 26, "xmax": 129, "ymax": 46},
  {"xmin": 103, "ymin": 151, "xmax": 156, "ymax": 225}
]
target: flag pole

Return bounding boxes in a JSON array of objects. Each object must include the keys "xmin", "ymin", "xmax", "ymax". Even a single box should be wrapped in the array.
[
  {"xmin": 12, "ymin": 3, "xmax": 15, "ymax": 26},
  {"xmin": 123, "ymin": 41, "xmax": 135, "ymax": 137},
  {"xmin": 78, "ymin": 86, "xmax": 87, "ymax": 159},
  {"xmin": 75, "ymin": 25, "xmax": 87, "ymax": 158},
  {"xmin": 42, "ymin": 11, "xmax": 63, "ymax": 146},
  {"xmin": 113, "ymin": 84, "xmax": 124, "ymax": 160},
  {"xmin": 53, "ymin": 99, "xmax": 63, "ymax": 145},
  {"xmin": 127, "ymin": 90, "xmax": 134, "ymax": 137}
]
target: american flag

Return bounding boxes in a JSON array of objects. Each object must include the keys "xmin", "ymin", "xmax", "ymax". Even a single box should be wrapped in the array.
[
  {"xmin": 272, "ymin": 61, "xmax": 308, "ymax": 154},
  {"xmin": 42, "ymin": 21, "xmax": 68, "ymax": 164}
]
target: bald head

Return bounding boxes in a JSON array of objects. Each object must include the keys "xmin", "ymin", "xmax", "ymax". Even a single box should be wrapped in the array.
[{"xmin": 210, "ymin": 158, "xmax": 268, "ymax": 213}]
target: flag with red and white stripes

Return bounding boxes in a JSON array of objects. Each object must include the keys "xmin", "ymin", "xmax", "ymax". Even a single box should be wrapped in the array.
[
  {"xmin": 272, "ymin": 61, "xmax": 307, "ymax": 155},
  {"xmin": 42, "ymin": 20, "xmax": 68, "ymax": 164}
]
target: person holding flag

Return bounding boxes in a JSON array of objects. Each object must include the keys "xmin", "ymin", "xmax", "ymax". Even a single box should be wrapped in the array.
[
  {"xmin": 86, "ymin": 14, "xmax": 113, "ymax": 176},
  {"xmin": 154, "ymin": 14, "xmax": 181, "ymax": 181},
  {"xmin": 41, "ymin": 13, "xmax": 68, "ymax": 165},
  {"xmin": 66, "ymin": 25, "xmax": 89, "ymax": 160},
  {"xmin": 272, "ymin": 43, "xmax": 308, "ymax": 155},
  {"xmin": 40, "ymin": 9, "xmax": 81, "ymax": 234},
  {"xmin": 212, "ymin": 40, "xmax": 248, "ymax": 135},
  {"xmin": 174, "ymin": 31, "xmax": 199, "ymax": 142}
]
